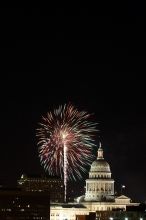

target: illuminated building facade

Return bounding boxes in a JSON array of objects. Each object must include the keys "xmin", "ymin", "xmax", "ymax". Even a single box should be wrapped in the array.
[
  {"xmin": 50, "ymin": 204, "xmax": 89, "ymax": 220},
  {"xmin": 17, "ymin": 175, "xmax": 64, "ymax": 203},
  {"xmin": 50, "ymin": 143, "xmax": 140, "ymax": 220},
  {"xmin": 76, "ymin": 143, "xmax": 139, "ymax": 212},
  {"xmin": 85, "ymin": 143, "xmax": 114, "ymax": 202},
  {"xmin": 0, "ymin": 188, "xmax": 50, "ymax": 220}
]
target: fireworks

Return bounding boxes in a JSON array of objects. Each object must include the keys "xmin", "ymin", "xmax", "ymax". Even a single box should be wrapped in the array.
[{"xmin": 36, "ymin": 104, "xmax": 97, "ymax": 201}]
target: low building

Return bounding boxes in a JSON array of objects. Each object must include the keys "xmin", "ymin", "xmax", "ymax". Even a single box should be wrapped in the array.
[
  {"xmin": 77, "ymin": 211, "xmax": 146, "ymax": 220},
  {"xmin": 0, "ymin": 188, "xmax": 50, "ymax": 220},
  {"xmin": 50, "ymin": 203, "xmax": 89, "ymax": 220}
]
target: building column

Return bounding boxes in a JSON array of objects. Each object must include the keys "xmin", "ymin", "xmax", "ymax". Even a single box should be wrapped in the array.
[{"xmin": 112, "ymin": 182, "xmax": 114, "ymax": 194}]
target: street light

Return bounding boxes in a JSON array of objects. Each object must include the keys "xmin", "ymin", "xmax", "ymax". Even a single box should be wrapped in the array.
[{"xmin": 121, "ymin": 185, "xmax": 126, "ymax": 195}]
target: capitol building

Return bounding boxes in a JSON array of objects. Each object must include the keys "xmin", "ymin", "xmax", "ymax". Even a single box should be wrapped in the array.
[{"xmin": 50, "ymin": 143, "xmax": 139, "ymax": 220}]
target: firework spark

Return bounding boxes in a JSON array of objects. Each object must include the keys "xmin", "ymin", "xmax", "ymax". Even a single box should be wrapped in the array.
[{"xmin": 36, "ymin": 104, "xmax": 97, "ymax": 201}]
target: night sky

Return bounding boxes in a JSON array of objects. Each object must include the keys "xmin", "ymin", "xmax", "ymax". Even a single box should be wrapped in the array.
[{"xmin": 0, "ymin": 8, "xmax": 146, "ymax": 202}]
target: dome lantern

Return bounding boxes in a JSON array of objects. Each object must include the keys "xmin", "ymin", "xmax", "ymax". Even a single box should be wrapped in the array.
[{"xmin": 97, "ymin": 142, "xmax": 104, "ymax": 160}]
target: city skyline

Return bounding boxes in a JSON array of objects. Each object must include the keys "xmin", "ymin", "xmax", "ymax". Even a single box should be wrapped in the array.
[
  {"xmin": 0, "ymin": 92, "xmax": 145, "ymax": 202},
  {"xmin": 0, "ymin": 9, "xmax": 146, "ymax": 204}
]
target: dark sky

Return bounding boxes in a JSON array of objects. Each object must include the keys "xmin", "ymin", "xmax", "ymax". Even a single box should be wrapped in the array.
[{"xmin": 0, "ymin": 8, "xmax": 146, "ymax": 202}]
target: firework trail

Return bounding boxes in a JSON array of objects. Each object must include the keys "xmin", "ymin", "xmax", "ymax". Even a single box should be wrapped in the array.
[{"xmin": 36, "ymin": 104, "xmax": 97, "ymax": 202}]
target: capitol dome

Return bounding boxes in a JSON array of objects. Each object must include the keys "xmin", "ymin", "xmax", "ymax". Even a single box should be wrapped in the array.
[
  {"xmin": 90, "ymin": 160, "xmax": 111, "ymax": 173},
  {"xmin": 89, "ymin": 143, "xmax": 111, "ymax": 179}
]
